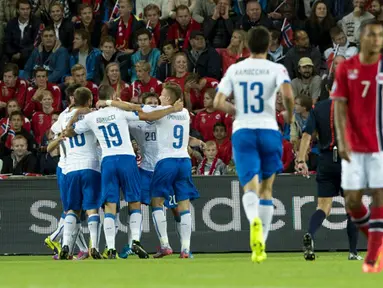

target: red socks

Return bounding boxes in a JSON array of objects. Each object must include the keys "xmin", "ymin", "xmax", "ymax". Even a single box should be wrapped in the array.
[
  {"xmin": 348, "ymin": 204, "xmax": 370, "ymax": 237},
  {"xmin": 366, "ymin": 207, "xmax": 383, "ymax": 263}
]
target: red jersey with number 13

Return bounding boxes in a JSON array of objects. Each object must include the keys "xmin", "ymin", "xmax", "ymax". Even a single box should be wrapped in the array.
[{"xmin": 331, "ymin": 54, "xmax": 383, "ymax": 152}]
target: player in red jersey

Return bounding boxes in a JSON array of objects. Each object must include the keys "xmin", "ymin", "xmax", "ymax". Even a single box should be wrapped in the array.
[{"xmin": 331, "ymin": 19, "xmax": 383, "ymax": 273}]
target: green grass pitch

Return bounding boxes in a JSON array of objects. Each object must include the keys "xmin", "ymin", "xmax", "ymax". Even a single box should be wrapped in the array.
[{"xmin": 0, "ymin": 252, "xmax": 382, "ymax": 288}]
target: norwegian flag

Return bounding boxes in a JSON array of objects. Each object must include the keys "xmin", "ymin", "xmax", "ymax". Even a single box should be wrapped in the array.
[
  {"xmin": 280, "ymin": 18, "xmax": 293, "ymax": 48},
  {"xmin": 109, "ymin": 0, "xmax": 120, "ymax": 22},
  {"xmin": 34, "ymin": 23, "xmax": 45, "ymax": 48}
]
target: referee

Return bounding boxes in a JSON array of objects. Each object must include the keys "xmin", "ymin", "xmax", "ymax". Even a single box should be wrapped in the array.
[{"xmin": 296, "ymin": 99, "xmax": 361, "ymax": 261}]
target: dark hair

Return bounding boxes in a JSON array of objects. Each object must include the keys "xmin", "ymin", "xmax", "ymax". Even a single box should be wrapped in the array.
[
  {"xmin": 214, "ymin": 122, "xmax": 227, "ymax": 131},
  {"xmin": 185, "ymin": 73, "xmax": 201, "ymax": 85},
  {"xmin": 17, "ymin": 0, "xmax": 30, "ymax": 9},
  {"xmin": 246, "ymin": 0, "xmax": 260, "ymax": 7},
  {"xmin": 248, "ymin": 26, "xmax": 270, "ymax": 54},
  {"xmin": 52, "ymin": 111, "xmax": 61, "ymax": 117},
  {"xmin": 136, "ymin": 28, "xmax": 152, "ymax": 40},
  {"xmin": 142, "ymin": 92, "xmax": 159, "ymax": 104},
  {"xmin": 78, "ymin": 3, "xmax": 93, "ymax": 14},
  {"xmin": 360, "ymin": 18, "xmax": 383, "ymax": 35},
  {"xmin": 296, "ymin": 95, "xmax": 312, "ymax": 111},
  {"xmin": 309, "ymin": 1, "xmax": 335, "ymax": 31},
  {"xmin": 3, "ymin": 63, "xmax": 19, "ymax": 77},
  {"xmin": 98, "ymin": 85, "xmax": 115, "ymax": 100},
  {"xmin": 33, "ymin": 67, "xmax": 48, "ymax": 77},
  {"xmin": 329, "ymin": 26, "xmax": 344, "ymax": 39},
  {"xmin": 42, "ymin": 26, "xmax": 56, "ymax": 36},
  {"xmin": 74, "ymin": 87, "xmax": 92, "ymax": 106},
  {"xmin": 66, "ymin": 84, "xmax": 82, "ymax": 101},
  {"xmin": 163, "ymin": 83, "xmax": 182, "ymax": 104},
  {"xmin": 10, "ymin": 110, "xmax": 24, "ymax": 120},
  {"xmin": 176, "ymin": 4, "xmax": 190, "ymax": 14},
  {"xmin": 74, "ymin": 29, "xmax": 91, "ymax": 47},
  {"xmin": 100, "ymin": 35, "xmax": 115, "ymax": 47},
  {"xmin": 162, "ymin": 39, "xmax": 177, "ymax": 50},
  {"xmin": 293, "ymin": 29, "xmax": 307, "ymax": 41},
  {"xmin": 269, "ymin": 29, "xmax": 281, "ymax": 43}
]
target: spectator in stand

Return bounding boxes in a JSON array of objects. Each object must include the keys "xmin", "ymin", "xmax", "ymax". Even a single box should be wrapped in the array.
[
  {"xmin": 0, "ymin": 110, "xmax": 37, "ymax": 156},
  {"xmin": 1, "ymin": 135, "xmax": 38, "ymax": 175},
  {"xmin": 156, "ymin": 40, "xmax": 178, "ymax": 82},
  {"xmin": 99, "ymin": 36, "xmax": 122, "ymax": 80},
  {"xmin": 165, "ymin": 52, "xmax": 189, "ymax": 91},
  {"xmin": 305, "ymin": 1, "xmax": 336, "ymax": 53},
  {"xmin": 0, "ymin": 0, "xmax": 18, "ymax": 58},
  {"xmin": 31, "ymin": 90, "xmax": 54, "ymax": 144},
  {"xmin": 24, "ymin": 26, "xmax": 69, "ymax": 83},
  {"xmin": 197, "ymin": 141, "xmax": 226, "ymax": 175},
  {"xmin": 74, "ymin": 3, "xmax": 105, "ymax": 50},
  {"xmin": 184, "ymin": 73, "xmax": 219, "ymax": 111},
  {"xmin": 267, "ymin": 29, "xmax": 289, "ymax": 64},
  {"xmin": 39, "ymin": 111, "xmax": 59, "ymax": 175},
  {"xmin": 142, "ymin": 4, "xmax": 169, "ymax": 49},
  {"xmin": 69, "ymin": 29, "xmax": 101, "ymax": 84},
  {"xmin": 65, "ymin": 64, "xmax": 98, "ymax": 106},
  {"xmin": 203, "ymin": 0, "xmax": 234, "ymax": 49},
  {"xmin": 370, "ymin": 0, "xmax": 383, "ymax": 22},
  {"xmin": 23, "ymin": 67, "xmax": 61, "ymax": 118},
  {"xmin": 319, "ymin": 55, "xmax": 346, "ymax": 101},
  {"xmin": 278, "ymin": 123, "xmax": 295, "ymax": 172},
  {"xmin": 130, "ymin": 28, "xmax": 161, "ymax": 82},
  {"xmin": 267, "ymin": 0, "xmax": 298, "ymax": 29},
  {"xmin": 0, "ymin": 99, "xmax": 31, "ymax": 137},
  {"xmin": 291, "ymin": 57, "xmax": 322, "ymax": 104},
  {"xmin": 235, "ymin": 0, "xmax": 274, "ymax": 31},
  {"xmin": 194, "ymin": 87, "xmax": 226, "ymax": 141},
  {"xmin": 31, "ymin": 0, "xmax": 70, "ymax": 24},
  {"xmin": 0, "ymin": 63, "xmax": 27, "ymax": 112},
  {"xmin": 324, "ymin": 26, "xmax": 358, "ymax": 61},
  {"xmin": 186, "ymin": 30, "xmax": 222, "ymax": 80},
  {"xmin": 3, "ymin": 0, "xmax": 41, "ymax": 70},
  {"xmin": 338, "ymin": 0, "xmax": 374, "ymax": 45},
  {"xmin": 320, "ymin": 0, "xmax": 353, "ymax": 21},
  {"xmin": 169, "ymin": 0, "xmax": 202, "ymax": 22},
  {"xmin": 167, "ymin": 5, "xmax": 201, "ymax": 50},
  {"xmin": 290, "ymin": 95, "xmax": 312, "ymax": 152},
  {"xmin": 127, "ymin": 61, "xmax": 163, "ymax": 103},
  {"xmin": 194, "ymin": 0, "xmax": 216, "ymax": 23},
  {"xmin": 100, "ymin": 62, "xmax": 130, "ymax": 101},
  {"xmin": 49, "ymin": 1, "xmax": 73, "ymax": 50},
  {"xmin": 62, "ymin": 82, "xmax": 80, "ymax": 108},
  {"xmin": 217, "ymin": 30, "xmax": 249, "ymax": 75},
  {"xmin": 136, "ymin": 0, "xmax": 169, "ymax": 20},
  {"xmin": 213, "ymin": 122, "xmax": 232, "ymax": 165},
  {"xmin": 108, "ymin": 0, "xmax": 145, "ymax": 55},
  {"xmin": 284, "ymin": 30, "xmax": 321, "ymax": 79}
]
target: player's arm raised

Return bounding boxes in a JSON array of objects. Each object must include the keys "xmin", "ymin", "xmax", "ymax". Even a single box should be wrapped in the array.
[
  {"xmin": 214, "ymin": 66, "xmax": 236, "ymax": 115},
  {"xmin": 96, "ymin": 100, "xmax": 143, "ymax": 112}
]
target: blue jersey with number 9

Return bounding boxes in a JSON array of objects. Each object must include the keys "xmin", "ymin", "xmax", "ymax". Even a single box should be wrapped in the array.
[
  {"xmin": 217, "ymin": 58, "xmax": 291, "ymax": 134},
  {"xmin": 142, "ymin": 105, "xmax": 190, "ymax": 161}
]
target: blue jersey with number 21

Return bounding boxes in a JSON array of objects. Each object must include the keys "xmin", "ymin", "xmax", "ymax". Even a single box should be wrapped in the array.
[
  {"xmin": 217, "ymin": 58, "xmax": 291, "ymax": 134},
  {"xmin": 74, "ymin": 107, "xmax": 139, "ymax": 159}
]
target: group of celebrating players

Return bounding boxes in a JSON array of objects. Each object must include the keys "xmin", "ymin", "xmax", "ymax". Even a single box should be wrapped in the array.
[{"xmin": 42, "ymin": 17, "xmax": 383, "ymax": 273}]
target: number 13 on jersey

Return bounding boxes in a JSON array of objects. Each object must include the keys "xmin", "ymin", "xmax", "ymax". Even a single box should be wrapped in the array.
[{"xmin": 240, "ymin": 82, "xmax": 264, "ymax": 113}]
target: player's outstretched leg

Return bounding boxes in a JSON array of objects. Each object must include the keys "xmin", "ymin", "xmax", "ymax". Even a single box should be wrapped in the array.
[
  {"xmin": 152, "ymin": 205, "xmax": 173, "ymax": 258},
  {"xmin": 178, "ymin": 200, "xmax": 193, "ymax": 259},
  {"xmin": 346, "ymin": 214, "xmax": 362, "ymax": 260},
  {"xmin": 129, "ymin": 203, "xmax": 149, "ymax": 259},
  {"xmin": 45, "ymin": 212, "xmax": 65, "ymax": 256}
]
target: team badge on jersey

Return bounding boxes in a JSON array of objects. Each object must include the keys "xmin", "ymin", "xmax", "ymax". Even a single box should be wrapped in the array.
[
  {"xmin": 376, "ymin": 73, "xmax": 383, "ymax": 83},
  {"xmin": 201, "ymin": 117, "xmax": 206, "ymax": 123},
  {"xmin": 215, "ymin": 114, "xmax": 221, "ymax": 120},
  {"xmin": 347, "ymin": 69, "xmax": 359, "ymax": 80}
]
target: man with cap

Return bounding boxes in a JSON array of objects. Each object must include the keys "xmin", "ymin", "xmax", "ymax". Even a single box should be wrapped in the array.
[
  {"xmin": 291, "ymin": 57, "xmax": 322, "ymax": 104},
  {"xmin": 185, "ymin": 30, "xmax": 222, "ymax": 80}
]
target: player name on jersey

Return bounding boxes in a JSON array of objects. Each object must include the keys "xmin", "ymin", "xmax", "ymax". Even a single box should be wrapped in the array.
[
  {"xmin": 96, "ymin": 115, "xmax": 116, "ymax": 123},
  {"xmin": 235, "ymin": 69, "xmax": 270, "ymax": 75}
]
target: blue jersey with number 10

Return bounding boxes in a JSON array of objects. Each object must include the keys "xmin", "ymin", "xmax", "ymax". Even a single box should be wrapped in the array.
[
  {"xmin": 217, "ymin": 58, "xmax": 290, "ymax": 133},
  {"xmin": 74, "ymin": 107, "xmax": 139, "ymax": 159}
]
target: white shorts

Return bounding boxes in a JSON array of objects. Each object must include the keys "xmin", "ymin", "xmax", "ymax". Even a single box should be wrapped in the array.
[{"xmin": 341, "ymin": 151, "xmax": 383, "ymax": 190}]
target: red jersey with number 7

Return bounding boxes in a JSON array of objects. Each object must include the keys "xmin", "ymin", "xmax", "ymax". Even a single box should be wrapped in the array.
[{"xmin": 331, "ymin": 54, "xmax": 383, "ymax": 153}]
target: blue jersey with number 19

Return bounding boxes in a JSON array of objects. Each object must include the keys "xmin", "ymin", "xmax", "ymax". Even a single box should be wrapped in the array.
[{"xmin": 217, "ymin": 58, "xmax": 290, "ymax": 133}]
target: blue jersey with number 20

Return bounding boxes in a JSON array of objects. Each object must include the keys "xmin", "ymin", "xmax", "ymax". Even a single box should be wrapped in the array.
[{"xmin": 217, "ymin": 58, "xmax": 290, "ymax": 134}]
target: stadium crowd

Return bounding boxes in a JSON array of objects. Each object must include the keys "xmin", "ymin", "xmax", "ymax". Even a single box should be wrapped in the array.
[{"xmin": 0, "ymin": 0, "xmax": 378, "ymax": 176}]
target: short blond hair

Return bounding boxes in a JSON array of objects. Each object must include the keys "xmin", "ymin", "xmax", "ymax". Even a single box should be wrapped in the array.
[
  {"xmin": 205, "ymin": 141, "xmax": 217, "ymax": 148},
  {"xmin": 12, "ymin": 135, "xmax": 27, "ymax": 144},
  {"xmin": 135, "ymin": 60, "xmax": 151, "ymax": 72},
  {"xmin": 71, "ymin": 64, "xmax": 86, "ymax": 75}
]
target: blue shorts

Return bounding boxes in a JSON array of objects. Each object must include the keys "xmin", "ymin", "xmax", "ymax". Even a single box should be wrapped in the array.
[
  {"xmin": 140, "ymin": 168, "xmax": 153, "ymax": 205},
  {"xmin": 101, "ymin": 155, "xmax": 141, "ymax": 204},
  {"xmin": 56, "ymin": 166, "xmax": 67, "ymax": 211},
  {"xmin": 65, "ymin": 169, "xmax": 101, "ymax": 211},
  {"xmin": 151, "ymin": 158, "xmax": 199, "ymax": 205},
  {"xmin": 232, "ymin": 129, "xmax": 283, "ymax": 186}
]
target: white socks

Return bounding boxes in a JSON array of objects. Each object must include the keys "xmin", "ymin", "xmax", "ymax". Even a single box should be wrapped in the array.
[
  {"xmin": 104, "ymin": 213, "xmax": 116, "ymax": 250},
  {"xmin": 50, "ymin": 216, "xmax": 65, "ymax": 242},
  {"xmin": 63, "ymin": 213, "xmax": 77, "ymax": 247},
  {"xmin": 180, "ymin": 211, "xmax": 192, "ymax": 252},
  {"xmin": 75, "ymin": 223, "xmax": 88, "ymax": 253},
  {"xmin": 152, "ymin": 208, "xmax": 170, "ymax": 248},
  {"xmin": 88, "ymin": 214, "xmax": 100, "ymax": 249},
  {"xmin": 242, "ymin": 191, "xmax": 260, "ymax": 223},
  {"xmin": 129, "ymin": 210, "xmax": 142, "ymax": 242},
  {"xmin": 259, "ymin": 199, "xmax": 274, "ymax": 241}
]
